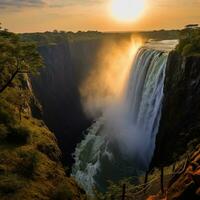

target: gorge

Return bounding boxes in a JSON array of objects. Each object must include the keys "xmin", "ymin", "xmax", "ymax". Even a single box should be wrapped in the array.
[
  {"xmin": 1, "ymin": 0, "xmax": 200, "ymax": 198},
  {"xmin": 0, "ymin": 28, "xmax": 199, "ymax": 199},
  {"xmin": 72, "ymin": 41, "xmax": 177, "ymax": 193},
  {"xmin": 29, "ymin": 36, "xmax": 200, "ymax": 198}
]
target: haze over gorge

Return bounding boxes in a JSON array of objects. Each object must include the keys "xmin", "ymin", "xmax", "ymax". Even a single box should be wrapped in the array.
[{"xmin": 0, "ymin": 0, "xmax": 200, "ymax": 200}]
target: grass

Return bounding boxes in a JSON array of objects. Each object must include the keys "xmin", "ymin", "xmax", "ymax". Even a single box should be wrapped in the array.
[
  {"xmin": 0, "ymin": 174, "xmax": 26, "ymax": 196},
  {"xmin": 6, "ymin": 126, "xmax": 31, "ymax": 145},
  {"xmin": 53, "ymin": 181, "xmax": 73, "ymax": 200}
]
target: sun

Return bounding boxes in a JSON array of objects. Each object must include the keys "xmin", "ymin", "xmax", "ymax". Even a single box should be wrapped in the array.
[{"xmin": 111, "ymin": 0, "xmax": 145, "ymax": 22}]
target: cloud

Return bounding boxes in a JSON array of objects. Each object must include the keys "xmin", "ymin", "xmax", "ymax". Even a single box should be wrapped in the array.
[
  {"xmin": 0, "ymin": 0, "xmax": 46, "ymax": 9},
  {"xmin": 48, "ymin": 0, "xmax": 104, "ymax": 8},
  {"xmin": 0, "ymin": 0, "xmax": 105, "ymax": 10},
  {"xmin": 152, "ymin": 0, "xmax": 200, "ymax": 7}
]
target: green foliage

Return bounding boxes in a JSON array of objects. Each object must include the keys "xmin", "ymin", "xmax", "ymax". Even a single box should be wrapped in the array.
[
  {"xmin": 0, "ymin": 124, "xmax": 8, "ymax": 140},
  {"xmin": 16, "ymin": 151, "xmax": 38, "ymax": 178},
  {"xmin": 0, "ymin": 25, "xmax": 43, "ymax": 93},
  {"xmin": 0, "ymin": 164, "xmax": 6, "ymax": 175},
  {"xmin": 6, "ymin": 126, "xmax": 31, "ymax": 145},
  {"xmin": 176, "ymin": 27, "xmax": 200, "ymax": 56},
  {"xmin": 0, "ymin": 174, "xmax": 25, "ymax": 195},
  {"xmin": 0, "ymin": 107, "xmax": 14, "ymax": 124},
  {"xmin": 53, "ymin": 182, "xmax": 73, "ymax": 200},
  {"xmin": 0, "ymin": 24, "xmax": 87, "ymax": 200},
  {"xmin": 37, "ymin": 142, "xmax": 60, "ymax": 162},
  {"xmin": 94, "ymin": 178, "xmax": 137, "ymax": 200},
  {"xmin": 20, "ymin": 31, "xmax": 103, "ymax": 45}
]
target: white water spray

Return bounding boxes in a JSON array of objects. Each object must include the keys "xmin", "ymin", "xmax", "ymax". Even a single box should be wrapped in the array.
[{"xmin": 72, "ymin": 40, "xmax": 178, "ymax": 194}]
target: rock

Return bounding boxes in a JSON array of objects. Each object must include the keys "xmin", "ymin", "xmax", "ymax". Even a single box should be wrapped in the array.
[
  {"xmin": 151, "ymin": 52, "xmax": 200, "ymax": 168},
  {"xmin": 31, "ymin": 43, "xmax": 91, "ymax": 166},
  {"xmin": 168, "ymin": 147, "xmax": 200, "ymax": 199}
]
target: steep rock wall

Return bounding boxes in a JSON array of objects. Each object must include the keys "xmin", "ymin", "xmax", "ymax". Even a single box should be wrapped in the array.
[
  {"xmin": 152, "ymin": 52, "xmax": 200, "ymax": 168},
  {"xmin": 31, "ymin": 43, "xmax": 90, "ymax": 165},
  {"xmin": 69, "ymin": 39, "xmax": 104, "ymax": 85}
]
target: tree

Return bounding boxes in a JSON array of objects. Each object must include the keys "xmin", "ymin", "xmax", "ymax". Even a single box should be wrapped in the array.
[
  {"xmin": 176, "ymin": 26, "xmax": 200, "ymax": 56},
  {"xmin": 0, "ymin": 26, "xmax": 43, "ymax": 93}
]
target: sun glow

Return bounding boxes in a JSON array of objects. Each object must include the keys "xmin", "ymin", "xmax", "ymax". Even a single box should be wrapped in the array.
[
  {"xmin": 111, "ymin": 0, "xmax": 145, "ymax": 22},
  {"xmin": 80, "ymin": 37, "xmax": 143, "ymax": 117}
]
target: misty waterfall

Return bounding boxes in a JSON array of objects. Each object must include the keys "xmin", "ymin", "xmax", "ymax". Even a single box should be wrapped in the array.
[{"xmin": 72, "ymin": 45, "xmax": 170, "ymax": 194}]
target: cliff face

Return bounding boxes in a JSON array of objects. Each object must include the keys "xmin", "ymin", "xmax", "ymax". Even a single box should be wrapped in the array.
[
  {"xmin": 69, "ymin": 39, "xmax": 104, "ymax": 85},
  {"xmin": 147, "ymin": 145, "xmax": 200, "ymax": 200},
  {"xmin": 152, "ymin": 52, "xmax": 200, "ymax": 167},
  {"xmin": 31, "ymin": 43, "xmax": 90, "ymax": 165},
  {"xmin": 0, "ymin": 76, "xmax": 86, "ymax": 200}
]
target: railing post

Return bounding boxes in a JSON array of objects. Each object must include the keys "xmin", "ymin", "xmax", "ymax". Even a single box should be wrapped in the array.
[
  {"xmin": 160, "ymin": 166, "xmax": 164, "ymax": 194},
  {"xmin": 122, "ymin": 184, "xmax": 126, "ymax": 200}
]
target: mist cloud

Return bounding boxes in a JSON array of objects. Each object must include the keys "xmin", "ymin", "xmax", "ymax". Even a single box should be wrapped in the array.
[
  {"xmin": 80, "ymin": 36, "xmax": 143, "ymax": 118},
  {"xmin": 0, "ymin": 0, "xmax": 45, "ymax": 9}
]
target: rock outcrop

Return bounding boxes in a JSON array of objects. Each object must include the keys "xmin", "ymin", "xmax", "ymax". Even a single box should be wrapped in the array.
[
  {"xmin": 147, "ymin": 145, "xmax": 200, "ymax": 200},
  {"xmin": 148, "ymin": 52, "xmax": 200, "ymax": 200},
  {"xmin": 0, "ymin": 76, "xmax": 86, "ymax": 200},
  {"xmin": 31, "ymin": 43, "xmax": 90, "ymax": 165},
  {"xmin": 152, "ymin": 52, "xmax": 200, "ymax": 168}
]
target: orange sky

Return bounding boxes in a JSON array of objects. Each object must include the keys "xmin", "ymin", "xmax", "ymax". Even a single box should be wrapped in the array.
[{"xmin": 0, "ymin": 0, "xmax": 200, "ymax": 33}]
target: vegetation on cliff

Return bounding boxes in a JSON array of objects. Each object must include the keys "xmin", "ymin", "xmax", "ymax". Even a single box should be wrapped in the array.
[
  {"xmin": 19, "ymin": 29, "xmax": 179, "ymax": 46},
  {"xmin": 0, "ymin": 24, "xmax": 43, "ymax": 94},
  {"xmin": 0, "ymin": 26, "xmax": 86, "ymax": 200},
  {"xmin": 176, "ymin": 25, "xmax": 200, "ymax": 56}
]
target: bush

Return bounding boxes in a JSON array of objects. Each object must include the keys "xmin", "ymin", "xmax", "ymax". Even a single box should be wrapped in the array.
[
  {"xmin": 0, "ymin": 174, "xmax": 25, "ymax": 195},
  {"xmin": 0, "ymin": 165, "xmax": 6, "ymax": 175},
  {"xmin": 53, "ymin": 182, "xmax": 73, "ymax": 200},
  {"xmin": 176, "ymin": 28, "xmax": 200, "ymax": 56},
  {"xmin": 0, "ymin": 124, "xmax": 8, "ymax": 140},
  {"xmin": 0, "ymin": 108, "xmax": 14, "ymax": 124},
  {"xmin": 37, "ymin": 142, "xmax": 60, "ymax": 162},
  {"xmin": 182, "ymin": 44, "xmax": 194, "ymax": 56},
  {"xmin": 16, "ymin": 151, "xmax": 38, "ymax": 178},
  {"xmin": 6, "ymin": 126, "xmax": 31, "ymax": 145}
]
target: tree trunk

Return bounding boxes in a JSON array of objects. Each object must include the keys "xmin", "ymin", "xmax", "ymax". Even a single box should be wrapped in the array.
[
  {"xmin": 122, "ymin": 184, "xmax": 126, "ymax": 200},
  {"xmin": 0, "ymin": 69, "xmax": 18, "ymax": 93}
]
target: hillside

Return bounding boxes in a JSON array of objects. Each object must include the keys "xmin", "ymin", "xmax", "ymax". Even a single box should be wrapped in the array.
[{"xmin": 0, "ymin": 27, "xmax": 86, "ymax": 200}]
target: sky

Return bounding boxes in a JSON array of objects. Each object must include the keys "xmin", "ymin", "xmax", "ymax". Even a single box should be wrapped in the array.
[{"xmin": 0, "ymin": 0, "xmax": 200, "ymax": 33}]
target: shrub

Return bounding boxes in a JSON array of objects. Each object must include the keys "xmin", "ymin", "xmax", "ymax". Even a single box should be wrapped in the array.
[
  {"xmin": 182, "ymin": 44, "xmax": 194, "ymax": 56},
  {"xmin": 0, "ymin": 174, "xmax": 25, "ymax": 195},
  {"xmin": 37, "ymin": 142, "xmax": 60, "ymax": 162},
  {"xmin": 16, "ymin": 151, "xmax": 38, "ymax": 178},
  {"xmin": 176, "ymin": 28, "xmax": 200, "ymax": 56},
  {"xmin": 6, "ymin": 126, "xmax": 31, "ymax": 145},
  {"xmin": 53, "ymin": 182, "xmax": 73, "ymax": 200},
  {"xmin": 0, "ymin": 165, "xmax": 6, "ymax": 175},
  {"xmin": 0, "ymin": 124, "xmax": 8, "ymax": 140},
  {"xmin": 0, "ymin": 108, "xmax": 14, "ymax": 124}
]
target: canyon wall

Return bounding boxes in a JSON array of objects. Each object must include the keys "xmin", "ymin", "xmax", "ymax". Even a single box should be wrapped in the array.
[
  {"xmin": 31, "ymin": 42, "xmax": 91, "ymax": 165},
  {"xmin": 152, "ymin": 52, "xmax": 200, "ymax": 168}
]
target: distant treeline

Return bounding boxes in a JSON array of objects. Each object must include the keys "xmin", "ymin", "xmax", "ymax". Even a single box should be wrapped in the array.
[
  {"xmin": 20, "ymin": 29, "xmax": 180, "ymax": 45},
  {"xmin": 20, "ymin": 27, "xmax": 200, "ymax": 56}
]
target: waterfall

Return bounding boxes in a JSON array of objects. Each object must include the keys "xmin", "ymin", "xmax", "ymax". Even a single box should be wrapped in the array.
[
  {"xmin": 72, "ymin": 41, "xmax": 177, "ymax": 194},
  {"xmin": 123, "ymin": 48, "xmax": 167, "ymax": 166}
]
